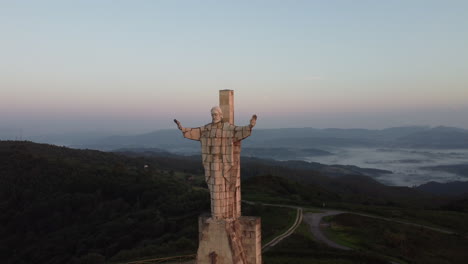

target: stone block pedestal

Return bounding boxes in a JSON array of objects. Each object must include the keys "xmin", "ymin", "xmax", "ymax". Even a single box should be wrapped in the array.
[{"xmin": 197, "ymin": 216, "xmax": 261, "ymax": 264}]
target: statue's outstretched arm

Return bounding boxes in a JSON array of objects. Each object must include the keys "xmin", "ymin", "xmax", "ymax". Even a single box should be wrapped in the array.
[
  {"xmin": 174, "ymin": 119, "xmax": 201, "ymax": 141},
  {"xmin": 249, "ymin": 114, "xmax": 257, "ymax": 128},
  {"xmin": 233, "ymin": 114, "xmax": 257, "ymax": 142},
  {"xmin": 174, "ymin": 119, "xmax": 184, "ymax": 131}
]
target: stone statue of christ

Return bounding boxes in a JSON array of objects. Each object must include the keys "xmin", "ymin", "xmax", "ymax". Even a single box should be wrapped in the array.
[{"xmin": 174, "ymin": 106, "xmax": 257, "ymax": 219}]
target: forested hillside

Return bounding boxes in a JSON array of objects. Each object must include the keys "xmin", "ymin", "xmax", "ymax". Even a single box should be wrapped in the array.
[
  {"xmin": 0, "ymin": 141, "xmax": 209, "ymax": 264},
  {"xmin": 1, "ymin": 141, "xmax": 467, "ymax": 264}
]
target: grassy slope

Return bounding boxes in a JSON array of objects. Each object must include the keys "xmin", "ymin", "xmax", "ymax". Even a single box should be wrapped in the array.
[
  {"xmin": 325, "ymin": 213, "xmax": 468, "ymax": 264},
  {"xmin": 243, "ymin": 174, "xmax": 468, "ymax": 236},
  {"xmin": 263, "ymin": 221, "xmax": 389, "ymax": 264},
  {"xmin": 243, "ymin": 203, "xmax": 297, "ymax": 244},
  {"xmin": 330, "ymin": 203, "xmax": 468, "ymax": 235}
]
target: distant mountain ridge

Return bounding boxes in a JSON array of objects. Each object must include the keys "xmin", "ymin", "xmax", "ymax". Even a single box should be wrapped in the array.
[
  {"xmin": 421, "ymin": 164, "xmax": 468, "ymax": 178},
  {"xmin": 415, "ymin": 181, "xmax": 468, "ymax": 196},
  {"xmin": 395, "ymin": 126, "xmax": 468, "ymax": 148},
  {"xmin": 10, "ymin": 126, "xmax": 468, "ymax": 153},
  {"xmin": 90, "ymin": 126, "xmax": 468, "ymax": 150}
]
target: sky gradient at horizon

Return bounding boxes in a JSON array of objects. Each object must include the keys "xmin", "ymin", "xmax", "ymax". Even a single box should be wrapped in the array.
[{"xmin": 1, "ymin": 0, "xmax": 468, "ymax": 135}]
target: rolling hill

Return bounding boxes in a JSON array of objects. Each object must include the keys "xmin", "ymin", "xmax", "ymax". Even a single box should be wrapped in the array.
[{"xmin": 1, "ymin": 140, "xmax": 466, "ymax": 264}]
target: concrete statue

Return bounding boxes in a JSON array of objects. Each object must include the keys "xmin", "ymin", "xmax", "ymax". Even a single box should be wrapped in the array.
[
  {"xmin": 174, "ymin": 107, "xmax": 256, "ymax": 219},
  {"xmin": 174, "ymin": 90, "xmax": 261, "ymax": 264}
]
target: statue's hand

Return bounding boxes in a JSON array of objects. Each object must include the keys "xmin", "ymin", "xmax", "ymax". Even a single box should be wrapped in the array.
[
  {"xmin": 249, "ymin": 114, "xmax": 257, "ymax": 128},
  {"xmin": 174, "ymin": 119, "xmax": 183, "ymax": 130}
]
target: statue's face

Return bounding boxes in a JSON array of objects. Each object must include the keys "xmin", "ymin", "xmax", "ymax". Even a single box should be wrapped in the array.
[{"xmin": 211, "ymin": 110, "xmax": 222, "ymax": 124}]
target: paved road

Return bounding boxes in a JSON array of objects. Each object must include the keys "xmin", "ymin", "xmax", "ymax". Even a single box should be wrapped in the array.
[
  {"xmin": 246, "ymin": 201, "xmax": 455, "ymax": 264},
  {"xmin": 262, "ymin": 207, "xmax": 303, "ymax": 251},
  {"xmin": 244, "ymin": 200, "xmax": 306, "ymax": 252},
  {"xmin": 302, "ymin": 210, "xmax": 453, "ymax": 264},
  {"xmin": 303, "ymin": 209, "xmax": 454, "ymax": 250},
  {"xmin": 128, "ymin": 202, "xmax": 453, "ymax": 264},
  {"xmin": 243, "ymin": 200, "xmax": 454, "ymax": 235},
  {"xmin": 303, "ymin": 211, "xmax": 351, "ymax": 250},
  {"xmin": 243, "ymin": 200, "xmax": 301, "ymax": 209},
  {"xmin": 303, "ymin": 210, "xmax": 403, "ymax": 264}
]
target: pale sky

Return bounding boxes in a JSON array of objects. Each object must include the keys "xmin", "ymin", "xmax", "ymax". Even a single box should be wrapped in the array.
[{"xmin": 1, "ymin": 0, "xmax": 468, "ymax": 136}]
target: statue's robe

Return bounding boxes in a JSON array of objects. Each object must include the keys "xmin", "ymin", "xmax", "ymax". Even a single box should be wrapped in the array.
[{"xmin": 181, "ymin": 122, "xmax": 252, "ymax": 219}]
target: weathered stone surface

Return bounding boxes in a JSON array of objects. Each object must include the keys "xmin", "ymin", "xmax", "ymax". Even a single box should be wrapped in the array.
[
  {"xmin": 175, "ymin": 108, "xmax": 255, "ymax": 219},
  {"xmin": 220, "ymin": 90, "xmax": 234, "ymax": 124},
  {"xmin": 238, "ymin": 217, "xmax": 262, "ymax": 264},
  {"xmin": 197, "ymin": 216, "xmax": 261, "ymax": 264},
  {"xmin": 175, "ymin": 90, "xmax": 261, "ymax": 264}
]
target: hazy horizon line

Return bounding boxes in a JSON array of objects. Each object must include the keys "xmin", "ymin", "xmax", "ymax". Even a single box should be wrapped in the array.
[{"xmin": 2, "ymin": 124, "xmax": 467, "ymax": 140}]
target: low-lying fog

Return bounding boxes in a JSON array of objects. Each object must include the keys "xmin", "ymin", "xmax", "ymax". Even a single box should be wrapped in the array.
[{"xmin": 305, "ymin": 148, "xmax": 468, "ymax": 187}]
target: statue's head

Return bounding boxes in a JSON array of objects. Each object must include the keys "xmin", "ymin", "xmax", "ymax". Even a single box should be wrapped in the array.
[{"xmin": 211, "ymin": 106, "xmax": 223, "ymax": 124}]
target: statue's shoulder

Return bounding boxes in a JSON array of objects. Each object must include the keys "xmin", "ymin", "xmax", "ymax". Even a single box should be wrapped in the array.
[
  {"xmin": 222, "ymin": 122, "xmax": 235, "ymax": 130},
  {"xmin": 203, "ymin": 122, "xmax": 234, "ymax": 130}
]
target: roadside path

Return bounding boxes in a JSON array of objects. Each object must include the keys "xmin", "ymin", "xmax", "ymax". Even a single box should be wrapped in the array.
[
  {"xmin": 262, "ymin": 207, "xmax": 303, "ymax": 251},
  {"xmin": 301, "ymin": 209, "xmax": 454, "ymax": 264},
  {"xmin": 302, "ymin": 209, "xmax": 454, "ymax": 250},
  {"xmin": 349, "ymin": 212, "xmax": 454, "ymax": 234},
  {"xmin": 243, "ymin": 200, "xmax": 305, "ymax": 251},
  {"xmin": 246, "ymin": 201, "xmax": 455, "ymax": 264},
  {"xmin": 243, "ymin": 200, "xmax": 455, "ymax": 235},
  {"xmin": 125, "ymin": 202, "xmax": 454, "ymax": 264},
  {"xmin": 123, "ymin": 202, "xmax": 303, "ymax": 263}
]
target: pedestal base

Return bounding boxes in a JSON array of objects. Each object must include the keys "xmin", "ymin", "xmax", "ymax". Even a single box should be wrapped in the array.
[{"xmin": 197, "ymin": 216, "xmax": 261, "ymax": 264}]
